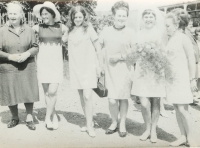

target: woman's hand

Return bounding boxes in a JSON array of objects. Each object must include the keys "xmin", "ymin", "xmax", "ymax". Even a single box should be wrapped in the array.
[
  {"xmin": 8, "ymin": 54, "xmax": 20, "ymax": 62},
  {"xmin": 190, "ymin": 79, "xmax": 198, "ymax": 92},
  {"xmin": 17, "ymin": 52, "xmax": 31, "ymax": 63},
  {"xmin": 109, "ymin": 54, "xmax": 121, "ymax": 64},
  {"xmin": 97, "ymin": 66, "xmax": 105, "ymax": 78}
]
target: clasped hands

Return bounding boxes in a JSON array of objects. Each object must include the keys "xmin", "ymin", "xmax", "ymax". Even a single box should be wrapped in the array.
[{"xmin": 8, "ymin": 52, "xmax": 31, "ymax": 63}]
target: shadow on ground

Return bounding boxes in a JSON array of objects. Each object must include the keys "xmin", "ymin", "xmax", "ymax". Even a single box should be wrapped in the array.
[{"xmin": 0, "ymin": 108, "xmax": 176, "ymax": 142}]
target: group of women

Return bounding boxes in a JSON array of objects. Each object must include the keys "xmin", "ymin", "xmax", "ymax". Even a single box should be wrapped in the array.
[{"xmin": 0, "ymin": 1, "xmax": 198, "ymax": 147}]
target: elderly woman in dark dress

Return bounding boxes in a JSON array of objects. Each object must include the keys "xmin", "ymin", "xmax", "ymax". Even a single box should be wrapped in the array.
[{"xmin": 0, "ymin": 3, "xmax": 39, "ymax": 130}]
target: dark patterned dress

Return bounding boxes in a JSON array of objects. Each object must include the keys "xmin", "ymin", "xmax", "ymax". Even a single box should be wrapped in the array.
[{"xmin": 0, "ymin": 24, "xmax": 39, "ymax": 106}]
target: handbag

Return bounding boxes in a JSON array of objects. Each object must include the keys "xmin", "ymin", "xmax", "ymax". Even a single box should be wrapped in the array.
[{"xmin": 93, "ymin": 76, "xmax": 108, "ymax": 97}]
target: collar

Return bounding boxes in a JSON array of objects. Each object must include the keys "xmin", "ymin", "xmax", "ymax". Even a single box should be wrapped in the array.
[{"xmin": 8, "ymin": 23, "xmax": 25, "ymax": 36}]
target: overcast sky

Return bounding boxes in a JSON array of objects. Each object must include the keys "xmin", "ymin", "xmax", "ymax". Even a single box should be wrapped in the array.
[{"xmin": 95, "ymin": 0, "xmax": 198, "ymax": 11}]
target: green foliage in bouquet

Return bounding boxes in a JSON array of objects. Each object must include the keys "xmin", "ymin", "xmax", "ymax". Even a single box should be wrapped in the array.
[{"xmin": 127, "ymin": 42, "xmax": 174, "ymax": 83}]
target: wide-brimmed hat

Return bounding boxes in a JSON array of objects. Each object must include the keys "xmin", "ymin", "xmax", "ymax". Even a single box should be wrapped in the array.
[{"xmin": 33, "ymin": 1, "xmax": 60, "ymax": 22}]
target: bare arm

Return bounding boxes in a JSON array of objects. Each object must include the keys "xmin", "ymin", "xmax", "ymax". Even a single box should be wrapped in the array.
[
  {"xmin": 61, "ymin": 24, "xmax": 69, "ymax": 43},
  {"xmin": 183, "ymin": 35, "xmax": 196, "ymax": 79}
]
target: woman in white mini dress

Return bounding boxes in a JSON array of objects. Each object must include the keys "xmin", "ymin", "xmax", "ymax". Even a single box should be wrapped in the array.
[
  {"xmin": 33, "ymin": 1, "xmax": 68, "ymax": 130},
  {"xmin": 165, "ymin": 12, "xmax": 198, "ymax": 147}
]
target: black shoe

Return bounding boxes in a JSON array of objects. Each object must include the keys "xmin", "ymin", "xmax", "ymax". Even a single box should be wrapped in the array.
[
  {"xmin": 26, "ymin": 121, "xmax": 36, "ymax": 130},
  {"xmin": 7, "ymin": 119, "xmax": 19, "ymax": 128},
  {"xmin": 119, "ymin": 131, "xmax": 127, "ymax": 138},
  {"xmin": 105, "ymin": 128, "xmax": 118, "ymax": 135}
]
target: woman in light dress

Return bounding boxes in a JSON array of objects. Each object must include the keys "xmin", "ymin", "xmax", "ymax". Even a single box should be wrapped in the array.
[
  {"xmin": 62, "ymin": 6, "xmax": 102, "ymax": 137},
  {"xmin": 98, "ymin": 1, "xmax": 135, "ymax": 137},
  {"xmin": 165, "ymin": 12, "xmax": 198, "ymax": 147},
  {"xmin": 131, "ymin": 7, "xmax": 167, "ymax": 143},
  {"xmin": 32, "ymin": 1, "xmax": 68, "ymax": 130}
]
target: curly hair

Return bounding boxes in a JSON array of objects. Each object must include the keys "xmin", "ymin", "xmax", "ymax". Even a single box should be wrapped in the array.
[
  {"xmin": 67, "ymin": 6, "xmax": 89, "ymax": 33},
  {"xmin": 111, "ymin": 1, "xmax": 129, "ymax": 16},
  {"xmin": 142, "ymin": 9, "xmax": 156, "ymax": 18},
  {"xmin": 171, "ymin": 8, "xmax": 189, "ymax": 30}
]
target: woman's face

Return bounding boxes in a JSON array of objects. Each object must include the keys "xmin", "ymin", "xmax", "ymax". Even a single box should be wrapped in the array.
[
  {"xmin": 7, "ymin": 6, "xmax": 22, "ymax": 26},
  {"xmin": 41, "ymin": 9, "xmax": 54, "ymax": 24},
  {"xmin": 114, "ymin": 9, "xmax": 128, "ymax": 28},
  {"xmin": 165, "ymin": 18, "xmax": 178, "ymax": 36},
  {"xmin": 143, "ymin": 13, "xmax": 156, "ymax": 29},
  {"xmin": 74, "ymin": 12, "xmax": 84, "ymax": 27}
]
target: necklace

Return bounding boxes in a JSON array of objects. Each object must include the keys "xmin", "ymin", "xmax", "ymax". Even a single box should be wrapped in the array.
[{"xmin": 113, "ymin": 25, "xmax": 125, "ymax": 30}]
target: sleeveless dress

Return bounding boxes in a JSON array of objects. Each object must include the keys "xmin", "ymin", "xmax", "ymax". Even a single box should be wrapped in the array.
[
  {"xmin": 165, "ymin": 31, "xmax": 193, "ymax": 104},
  {"xmin": 99, "ymin": 26, "xmax": 135, "ymax": 99},
  {"xmin": 131, "ymin": 29, "xmax": 166, "ymax": 98},
  {"xmin": 68, "ymin": 25, "xmax": 98, "ymax": 89},
  {"xmin": 37, "ymin": 23, "xmax": 63, "ymax": 84}
]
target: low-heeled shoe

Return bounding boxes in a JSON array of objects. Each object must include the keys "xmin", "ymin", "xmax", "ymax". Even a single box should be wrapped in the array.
[
  {"xmin": 119, "ymin": 131, "xmax": 127, "ymax": 138},
  {"xmin": 105, "ymin": 128, "xmax": 118, "ymax": 135},
  {"xmin": 26, "ymin": 121, "xmax": 36, "ymax": 130},
  {"xmin": 7, "ymin": 119, "xmax": 19, "ymax": 128}
]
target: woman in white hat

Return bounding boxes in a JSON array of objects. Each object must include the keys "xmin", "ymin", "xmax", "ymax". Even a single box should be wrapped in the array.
[{"xmin": 32, "ymin": 1, "xmax": 68, "ymax": 130}]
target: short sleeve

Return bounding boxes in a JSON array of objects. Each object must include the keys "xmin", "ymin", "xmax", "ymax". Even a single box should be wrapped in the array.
[
  {"xmin": 98, "ymin": 27, "xmax": 107, "ymax": 48},
  {"xmin": 32, "ymin": 25, "xmax": 39, "ymax": 33},
  {"xmin": 88, "ymin": 25, "xmax": 98, "ymax": 42}
]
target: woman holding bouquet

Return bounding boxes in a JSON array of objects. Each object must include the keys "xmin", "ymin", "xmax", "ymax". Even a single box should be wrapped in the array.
[
  {"xmin": 165, "ymin": 12, "xmax": 197, "ymax": 147},
  {"xmin": 98, "ymin": 1, "xmax": 135, "ymax": 137},
  {"xmin": 32, "ymin": 1, "xmax": 68, "ymax": 130},
  {"xmin": 131, "ymin": 7, "xmax": 167, "ymax": 143}
]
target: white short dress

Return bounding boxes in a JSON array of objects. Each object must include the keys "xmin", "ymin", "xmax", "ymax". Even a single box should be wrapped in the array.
[
  {"xmin": 68, "ymin": 25, "xmax": 98, "ymax": 89},
  {"xmin": 36, "ymin": 23, "xmax": 63, "ymax": 84}
]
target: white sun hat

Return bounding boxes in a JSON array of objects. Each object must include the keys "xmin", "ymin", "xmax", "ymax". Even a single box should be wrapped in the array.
[{"xmin": 33, "ymin": 1, "xmax": 60, "ymax": 22}]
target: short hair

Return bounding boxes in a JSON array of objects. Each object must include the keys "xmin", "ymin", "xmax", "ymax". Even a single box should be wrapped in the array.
[
  {"xmin": 111, "ymin": 1, "xmax": 129, "ymax": 16},
  {"xmin": 142, "ymin": 9, "xmax": 156, "ymax": 18},
  {"xmin": 40, "ymin": 7, "xmax": 56, "ymax": 18},
  {"xmin": 7, "ymin": 3, "xmax": 23, "ymax": 13},
  {"xmin": 6, "ymin": 3, "xmax": 25, "ymax": 25}
]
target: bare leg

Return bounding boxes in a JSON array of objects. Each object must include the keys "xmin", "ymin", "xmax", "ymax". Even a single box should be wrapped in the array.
[
  {"xmin": 78, "ymin": 90, "xmax": 85, "ymax": 115},
  {"xmin": 108, "ymin": 98, "xmax": 119, "ymax": 130},
  {"xmin": 139, "ymin": 97, "xmax": 151, "ymax": 141},
  {"xmin": 150, "ymin": 98, "xmax": 160, "ymax": 143},
  {"xmin": 160, "ymin": 98, "xmax": 169, "ymax": 118},
  {"xmin": 83, "ymin": 89, "xmax": 95, "ymax": 137},
  {"xmin": 178, "ymin": 104, "xmax": 197, "ymax": 147},
  {"xmin": 119, "ymin": 100, "xmax": 128, "ymax": 132},
  {"xmin": 43, "ymin": 83, "xmax": 59, "ymax": 129},
  {"xmin": 170, "ymin": 104, "xmax": 187, "ymax": 146}
]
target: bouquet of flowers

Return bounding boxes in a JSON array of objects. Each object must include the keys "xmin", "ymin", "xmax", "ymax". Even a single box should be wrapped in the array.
[{"xmin": 127, "ymin": 42, "xmax": 173, "ymax": 83}]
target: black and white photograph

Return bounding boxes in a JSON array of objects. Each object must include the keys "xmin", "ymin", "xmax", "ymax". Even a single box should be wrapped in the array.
[{"xmin": 0, "ymin": 0, "xmax": 200, "ymax": 147}]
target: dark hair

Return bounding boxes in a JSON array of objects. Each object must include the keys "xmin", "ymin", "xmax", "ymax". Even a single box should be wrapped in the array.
[
  {"xmin": 142, "ymin": 9, "xmax": 156, "ymax": 18},
  {"xmin": 111, "ymin": 1, "xmax": 129, "ymax": 16},
  {"xmin": 40, "ymin": 7, "xmax": 56, "ymax": 18},
  {"xmin": 67, "ymin": 6, "xmax": 89, "ymax": 33},
  {"xmin": 193, "ymin": 21, "xmax": 198, "ymax": 27},
  {"xmin": 171, "ymin": 8, "xmax": 189, "ymax": 30}
]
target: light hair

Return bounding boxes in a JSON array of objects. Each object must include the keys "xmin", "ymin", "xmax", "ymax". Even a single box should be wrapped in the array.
[
  {"xmin": 7, "ymin": 3, "xmax": 25, "ymax": 25},
  {"xmin": 165, "ymin": 12, "xmax": 180, "ymax": 26}
]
